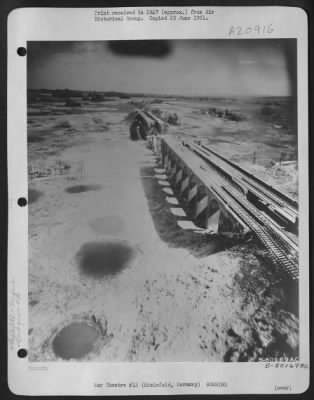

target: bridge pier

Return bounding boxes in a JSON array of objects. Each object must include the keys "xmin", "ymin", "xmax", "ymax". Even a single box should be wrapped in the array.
[
  {"xmin": 175, "ymin": 167, "xmax": 183, "ymax": 187},
  {"xmin": 166, "ymin": 157, "xmax": 171, "ymax": 174},
  {"xmin": 194, "ymin": 186, "xmax": 209, "ymax": 229},
  {"xmin": 170, "ymin": 160, "xmax": 177, "ymax": 178},
  {"xmin": 207, "ymin": 199, "xmax": 221, "ymax": 233},
  {"xmin": 180, "ymin": 169, "xmax": 190, "ymax": 195},
  {"xmin": 207, "ymin": 210, "xmax": 221, "ymax": 233},
  {"xmin": 186, "ymin": 182, "xmax": 198, "ymax": 203}
]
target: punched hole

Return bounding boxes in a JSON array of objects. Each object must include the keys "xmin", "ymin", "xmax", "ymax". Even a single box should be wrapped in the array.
[
  {"xmin": 17, "ymin": 47, "xmax": 27, "ymax": 56},
  {"xmin": 17, "ymin": 197, "xmax": 27, "ymax": 207},
  {"xmin": 17, "ymin": 348, "xmax": 28, "ymax": 358}
]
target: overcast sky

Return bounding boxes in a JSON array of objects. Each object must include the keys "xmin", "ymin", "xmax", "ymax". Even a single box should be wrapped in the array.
[{"xmin": 27, "ymin": 39, "xmax": 296, "ymax": 97}]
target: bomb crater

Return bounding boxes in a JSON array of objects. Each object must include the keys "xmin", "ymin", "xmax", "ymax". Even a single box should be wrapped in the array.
[
  {"xmin": 76, "ymin": 241, "xmax": 135, "ymax": 278},
  {"xmin": 52, "ymin": 322, "xmax": 100, "ymax": 360},
  {"xmin": 66, "ymin": 184, "xmax": 102, "ymax": 194}
]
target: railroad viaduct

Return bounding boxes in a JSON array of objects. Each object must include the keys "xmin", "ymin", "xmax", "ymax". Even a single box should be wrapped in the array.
[
  {"xmin": 129, "ymin": 109, "xmax": 299, "ymax": 279},
  {"xmin": 155, "ymin": 136, "xmax": 299, "ymax": 280}
]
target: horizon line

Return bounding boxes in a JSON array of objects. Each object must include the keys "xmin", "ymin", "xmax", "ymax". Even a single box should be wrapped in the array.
[{"xmin": 27, "ymin": 88, "xmax": 292, "ymax": 98}]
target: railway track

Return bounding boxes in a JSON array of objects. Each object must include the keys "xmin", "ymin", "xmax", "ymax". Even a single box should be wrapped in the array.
[
  {"xmin": 162, "ymin": 137, "xmax": 299, "ymax": 280},
  {"xmin": 189, "ymin": 141, "xmax": 298, "ymax": 227},
  {"xmin": 199, "ymin": 142, "xmax": 298, "ymax": 220}
]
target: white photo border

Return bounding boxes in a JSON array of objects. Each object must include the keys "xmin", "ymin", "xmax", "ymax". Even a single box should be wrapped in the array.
[{"xmin": 7, "ymin": 6, "xmax": 309, "ymax": 395}]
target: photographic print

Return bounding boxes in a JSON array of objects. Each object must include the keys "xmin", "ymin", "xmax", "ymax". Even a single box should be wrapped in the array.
[
  {"xmin": 27, "ymin": 39, "xmax": 299, "ymax": 363},
  {"xmin": 7, "ymin": 6, "xmax": 309, "ymax": 395}
]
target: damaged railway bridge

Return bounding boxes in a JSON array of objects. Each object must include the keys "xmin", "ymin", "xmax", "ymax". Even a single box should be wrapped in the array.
[{"xmin": 155, "ymin": 136, "xmax": 299, "ymax": 280}]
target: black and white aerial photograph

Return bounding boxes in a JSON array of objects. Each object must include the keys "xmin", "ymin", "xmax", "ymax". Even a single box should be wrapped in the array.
[{"xmin": 27, "ymin": 39, "xmax": 299, "ymax": 363}]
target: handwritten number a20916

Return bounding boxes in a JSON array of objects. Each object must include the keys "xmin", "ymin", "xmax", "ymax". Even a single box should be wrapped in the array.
[{"xmin": 228, "ymin": 23, "xmax": 274, "ymax": 37}]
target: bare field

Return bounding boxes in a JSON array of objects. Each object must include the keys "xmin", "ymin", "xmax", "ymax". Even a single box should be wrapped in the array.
[{"xmin": 28, "ymin": 96, "xmax": 298, "ymax": 362}]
